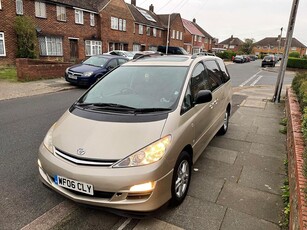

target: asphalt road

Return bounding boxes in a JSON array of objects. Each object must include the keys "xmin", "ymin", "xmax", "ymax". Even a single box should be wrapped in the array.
[{"xmin": 0, "ymin": 60, "xmax": 293, "ymax": 229}]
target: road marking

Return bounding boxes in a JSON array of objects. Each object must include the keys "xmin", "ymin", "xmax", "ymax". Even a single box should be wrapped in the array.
[
  {"xmin": 250, "ymin": 75, "xmax": 263, "ymax": 86},
  {"xmin": 21, "ymin": 200, "xmax": 77, "ymax": 230},
  {"xmin": 239, "ymin": 70, "xmax": 262, "ymax": 87},
  {"xmin": 117, "ymin": 218, "xmax": 132, "ymax": 230}
]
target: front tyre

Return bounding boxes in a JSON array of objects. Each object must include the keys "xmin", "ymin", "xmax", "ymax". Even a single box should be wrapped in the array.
[
  {"xmin": 217, "ymin": 109, "xmax": 230, "ymax": 135},
  {"xmin": 170, "ymin": 151, "xmax": 192, "ymax": 206}
]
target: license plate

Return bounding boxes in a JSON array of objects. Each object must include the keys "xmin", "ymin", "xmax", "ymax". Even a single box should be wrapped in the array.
[
  {"xmin": 54, "ymin": 175, "xmax": 94, "ymax": 195},
  {"xmin": 68, "ymin": 74, "xmax": 77, "ymax": 80}
]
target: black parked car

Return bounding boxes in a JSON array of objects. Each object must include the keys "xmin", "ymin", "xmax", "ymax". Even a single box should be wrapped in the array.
[
  {"xmin": 65, "ymin": 55, "xmax": 128, "ymax": 86},
  {"xmin": 157, "ymin": 46, "xmax": 189, "ymax": 55},
  {"xmin": 233, "ymin": 55, "xmax": 244, "ymax": 63},
  {"xmin": 261, "ymin": 55, "xmax": 276, "ymax": 67}
]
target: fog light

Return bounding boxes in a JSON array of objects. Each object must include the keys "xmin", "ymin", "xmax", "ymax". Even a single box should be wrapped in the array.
[
  {"xmin": 129, "ymin": 182, "xmax": 154, "ymax": 192},
  {"xmin": 38, "ymin": 159, "xmax": 42, "ymax": 168}
]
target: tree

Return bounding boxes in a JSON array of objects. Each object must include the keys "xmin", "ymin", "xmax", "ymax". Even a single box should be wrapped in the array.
[
  {"xmin": 14, "ymin": 16, "xmax": 38, "ymax": 58},
  {"xmin": 240, "ymin": 38, "xmax": 255, "ymax": 54}
]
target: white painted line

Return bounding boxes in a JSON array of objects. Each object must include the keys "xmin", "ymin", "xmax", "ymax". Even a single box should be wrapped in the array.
[
  {"xmin": 239, "ymin": 70, "xmax": 262, "ymax": 87},
  {"xmin": 21, "ymin": 200, "xmax": 77, "ymax": 230},
  {"xmin": 250, "ymin": 75, "xmax": 263, "ymax": 86},
  {"xmin": 117, "ymin": 218, "xmax": 132, "ymax": 230}
]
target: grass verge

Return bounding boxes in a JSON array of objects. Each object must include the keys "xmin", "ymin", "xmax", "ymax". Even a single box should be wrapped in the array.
[{"xmin": 0, "ymin": 66, "xmax": 17, "ymax": 82}]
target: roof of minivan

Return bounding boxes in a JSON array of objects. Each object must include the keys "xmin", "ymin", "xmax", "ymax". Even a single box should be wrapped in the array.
[{"xmin": 124, "ymin": 55, "xmax": 219, "ymax": 67}]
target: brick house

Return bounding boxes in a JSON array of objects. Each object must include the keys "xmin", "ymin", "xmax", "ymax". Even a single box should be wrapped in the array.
[
  {"xmin": 217, "ymin": 35, "xmax": 243, "ymax": 52},
  {"xmin": 182, "ymin": 18, "xmax": 213, "ymax": 54},
  {"xmin": 254, "ymin": 37, "xmax": 307, "ymax": 57},
  {"xmin": 0, "ymin": 0, "xmax": 186, "ymax": 66},
  {"xmin": 0, "ymin": 0, "xmax": 102, "ymax": 65}
]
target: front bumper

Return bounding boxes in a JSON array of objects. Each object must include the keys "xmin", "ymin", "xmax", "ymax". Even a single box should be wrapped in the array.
[
  {"xmin": 38, "ymin": 144, "xmax": 173, "ymax": 212},
  {"xmin": 65, "ymin": 74, "xmax": 95, "ymax": 86}
]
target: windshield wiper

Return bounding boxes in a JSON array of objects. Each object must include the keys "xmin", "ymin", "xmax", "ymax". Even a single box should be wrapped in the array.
[
  {"xmin": 75, "ymin": 102, "xmax": 136, "ymax": 111},
  {"xmin": 133, "ymin": 108, "xmax": 172, "ymax": 113}
]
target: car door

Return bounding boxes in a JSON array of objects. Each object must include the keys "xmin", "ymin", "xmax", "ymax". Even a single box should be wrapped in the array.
[{"xmin": 180, "ymin": 62, "xmax": 213, "ymax": 160}]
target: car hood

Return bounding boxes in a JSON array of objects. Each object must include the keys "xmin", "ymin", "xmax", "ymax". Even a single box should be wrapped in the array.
[
  {"xmin": 52, "ymin": 111, "xmax": 167, "ymax": 160},
  {"xmin": 69, "ymin": 64, "xmax": 101, "ymax": 73}
]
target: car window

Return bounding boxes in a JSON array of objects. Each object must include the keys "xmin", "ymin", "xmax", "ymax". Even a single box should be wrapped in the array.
[
  {"xmin": 181, "ymin": 82, "xmax": 193, "ymax": 114},
  {"xmin": 118, "ymin": 58, "xmax": 128, "ymax": 65},
  {"xmin": 83, "ymin": 56, "xmax": 108, "ymax": 67},
  {"xmin": 204, "ymin": 60, "xmax": 223, "ymax": 91},
  {"xmin": 190, "ymin": 63, "xmax": 209, "ymax": 101},
  {"xmin": 215, "ymin": 59, "xmax": 230, "ymax": 83},
  {"xmin": 107, "ymin": 59, "xmax": 118, "ymax": 69}
]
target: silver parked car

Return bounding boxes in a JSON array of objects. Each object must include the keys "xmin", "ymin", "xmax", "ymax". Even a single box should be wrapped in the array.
[{"xmin": 38, "ymin": 55, "xmax": 232, "ymax": 212}]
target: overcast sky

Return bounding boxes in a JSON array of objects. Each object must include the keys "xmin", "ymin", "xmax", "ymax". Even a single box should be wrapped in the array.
[{"xmin": 125, "ymin": 0, "xmax": 307, "ymax": 45}]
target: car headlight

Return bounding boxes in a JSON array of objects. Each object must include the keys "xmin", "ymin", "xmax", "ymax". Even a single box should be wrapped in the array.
[
  {"xmin": 113, "ymin": 135, "xmax": 172, "ymax": 168},
  {"xmin": 65, "ymin": 67, "xmax": 69, "ymax": 74},
  {"xmin": 43, "ymin": 123, "xmax": 56, "ymax": 153},
  {"xmin": 83, "ymin": 71, "xmax": 93, "ymax": 77}
]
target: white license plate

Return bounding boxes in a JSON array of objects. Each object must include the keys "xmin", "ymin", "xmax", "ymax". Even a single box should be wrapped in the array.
[
  {"xmin": 68, "ymin": 74, "xmax": 77, "ymax": 80},
  {"xmin": 54, "ymin": 175, "xmax": 94, "ymax": 195}
]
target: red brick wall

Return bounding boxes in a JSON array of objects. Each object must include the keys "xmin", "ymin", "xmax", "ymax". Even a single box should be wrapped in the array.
[
  {"xmin": 0, "ymin": 0, "xmax": 100, "ymax": 65},
  {"xmin": 169, "ymin": 14, "xmax": 184, "ymax": 47},
  {"xmin": 286, "ymin": 88, "xmax": 307, "ymax": 230},
  {"xmin": 16, "ymin": 58, "xmax": 72, "ymax": 81}
]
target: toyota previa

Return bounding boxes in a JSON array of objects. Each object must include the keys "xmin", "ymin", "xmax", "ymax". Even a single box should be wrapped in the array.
[{"xmin": 38, "ymin": 55, "xmax": 232, "ymax": 212}]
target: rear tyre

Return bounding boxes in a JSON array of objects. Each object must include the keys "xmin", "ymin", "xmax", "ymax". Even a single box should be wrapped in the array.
[
  {"xmin": 217, "ymin": 109, "xmax": 230, "ymax": 135},
  {"xmin": 170, "ymin": 151, "xmax": 192, "ymax": 207}
]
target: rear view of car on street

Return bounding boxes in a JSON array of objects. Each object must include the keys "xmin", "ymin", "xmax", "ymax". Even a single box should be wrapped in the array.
[
  {"xmin": 261, "ymin": 55, "xmax": 276, "ymax": 67},
  {"xmin": 65, "ymin": 55, "xmax": 128, "ymax": 86},
  {"xmin": 39, "ymin": 55, "xmax": 232, "ymax": 212},
  {"xmin": 233, "ymin": 55, "xmax": 244, "ymax": 63}
]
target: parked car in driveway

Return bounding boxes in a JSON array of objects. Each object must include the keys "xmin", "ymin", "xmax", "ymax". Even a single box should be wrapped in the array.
[
  {"xmin": 233, "ymin": 55, "xmax": 244, "ymax": 63},
  {"xmin": 65, "ymin": 55, "xmax": 129, "ymax": 86},
  {"xmin": 106, "ymin": 50, "xmax": 134, "ymax": 60},
  {"xmin": 157, "ymin": 45, "xmax": 189, "ymax": 55},
  {"xmin": 261, "ymin": 55, "xmax": 276, "ymax": 67},
  {"xmin": 39, "ymin": 55, "xmax": 232, "ymax": 212}
]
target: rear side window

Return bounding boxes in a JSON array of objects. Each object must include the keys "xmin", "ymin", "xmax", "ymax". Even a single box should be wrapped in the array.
[
  {"xmin": 118, "ymin": 58, "xmax": 128, "ymax": 65},
  {"xmin": 216, "ymin": 59, "xmax": 230, "ymax": 83},
  {"xmin": 204, "ymin": 60, "xmax": 223, "ymax": 91}
]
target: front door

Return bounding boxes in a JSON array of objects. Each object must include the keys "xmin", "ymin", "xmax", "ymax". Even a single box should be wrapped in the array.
[{"xmin": 70, "ymin": 40, "xmax": 78, "ymax": 62}]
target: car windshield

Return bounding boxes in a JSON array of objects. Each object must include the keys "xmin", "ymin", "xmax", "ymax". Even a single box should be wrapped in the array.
[
  {"xmin": 79, "ymin": 66, "xmax": 188, "ymax": 110},
  {"xmin": 125, "ymin": 52, "xmax": 134, "ymax": 58},
  {"xmin": 179, "ymin": 47, "xmax": 189, "ymax": 55},
  {"xmin": 83, "ymin": 56, "xmax": 108, "ymax": 67}
]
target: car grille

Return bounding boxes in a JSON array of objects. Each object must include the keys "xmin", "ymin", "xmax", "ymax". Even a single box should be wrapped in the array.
[
  {"xmin": 67, "ymin": 71, "xmax": 82, "ymax": 77},
  {"xmin": 54, "ymin": 148, "xmax": 118, "ymax": 167}
]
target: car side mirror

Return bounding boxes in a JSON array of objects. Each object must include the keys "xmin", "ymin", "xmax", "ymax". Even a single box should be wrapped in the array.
[
  {"xmin": 107, "ymin": 66, "xmax": 114, "ymax": 71},
  {"xmin": 194, "ymin": 90, "xmax": 212, "ymax": 105}
]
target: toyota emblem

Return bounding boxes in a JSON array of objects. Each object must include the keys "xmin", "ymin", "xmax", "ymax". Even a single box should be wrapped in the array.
[{"xmin": 77, "ymin": 148, "xmax": 86, "ymax": 155}]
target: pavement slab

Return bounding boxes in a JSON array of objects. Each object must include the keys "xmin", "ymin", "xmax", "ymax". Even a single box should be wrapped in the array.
[
  {"xmin": 245, "ymin": 132, "xmax": 286, "ymax": 147},
  {"xmin": 249, "ymin": 142, "xmax": 286, "ymax": 160},
  {"xmin": 217, "ymin": 182, "xmax": 283, "ymax": 224},
  {"xmin": 220, "ymin": 208, "xmax": 280, "ymax": 230},
  {"xmin": 133, "ymin": 219, "xmax": 183, "ymax": 230},
  {"xmin": 238, "ymin": 166, "xmax": 285, "ymax": 195},
  {"xmin": 209, "ymin": 137, "xmax": 251, "ymax": 153},
  {"xmin": 203, "ymin": 146, "xmax": 238, "ymax": 164},
  {"xmin": 158, "ymin": 196, "xmax": 226, "ymax": 230}
]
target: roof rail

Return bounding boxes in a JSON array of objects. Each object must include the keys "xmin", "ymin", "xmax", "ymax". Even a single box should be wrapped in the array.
[
  {"xmin": 191, "ymin": 52, "xmax": 216, "ymax": 59},
  {"xmin": 132, "ymin": 52, "xmax": 163, "ymax": 61}
]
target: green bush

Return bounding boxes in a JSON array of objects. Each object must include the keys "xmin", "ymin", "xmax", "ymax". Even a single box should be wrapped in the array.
[
  {"xmin": 289, "ymin": 51, "xmax": 300, "ymax": 58},
  {"xmin": 287, "ymin": 57, "xmax": 307, "ymax": 69},
  {"xmin": 216, "ymin": 50, "xmax": 236, "ymax": 60}
]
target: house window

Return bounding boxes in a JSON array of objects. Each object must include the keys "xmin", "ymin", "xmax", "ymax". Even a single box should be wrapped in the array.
[
  {"xmin": 204, "ymin": 38, "xmax": 208, "ymax": 43},
  {"xmin": 146, "ymin": 27, "xmax": 150, "ymax": 36},
  {"xmin": 180, "ymin": 32, "xmax": 183, "ymax": 40},
  {"xmin": 111, "ymin": 17, "xmax": 118, "ymax": 30},
  {"xmin": 90, "ymin": 13, "xmax": 95, "ymax": 26},
  {"xmin": 123, "ymin": 20, "xmax": 126, "ymax": 31},
  {"xmin": 39, "ymin": 36, "xmax": 63, "ymax": 56},
  {"xmin": 0, "ymin": 33, "xmax": 6, "ymax": 56},
  {"xmin": 0, "ymin": 0, "xmax": 2, "ymax": 9},
  {"xmin": 291, "ymin": 47, "xmax": 297, "ymax": 51},
  {"xmin": 153, "ymin": 28, "xmax": 157, "ymax": 37},
  {"xmin": 198, "ymin": 36, "xmax": 202, "ymax": 42},
  {"xmin": 75, "ymin": 10, "xmax": 83, "ymax": 24},
  {"xmin": 176, "ymin": 31, "xmax": 179, "ymax": 40},
  {"xmin": 133, "ymin": 44, "xmax": 140, "ymax": 51},
  {"xmin": 139, "ymin": 25, "xmax": 143, "ymax": 34},
  {"xmin": 172, "ymin": 30, "xmax": 175, "ymax": 39},
  {"xmin": 16, "ymin": 0, "xmax": 23, "ymax": 15},
  {"xmin": 111, "ymin": 17, "xmax": 126, "ymax": 31},
  {"xmin": 194, "ymin": 35, "xmax": 197, "ymax": 42},
  {"xmin": 85, "ymin": 40, "xmax": 102, "ymax": 56},
  {"xmin": 229, "ymin": 45, "xmax": 235, "ymax": 49},
  {"xmin": 56, "ymin": 6, "xmax": 66, "ymax": 21},
  {"xmin": 118, "ymin": 19, "xmax": 123, "ymax": 31},
  {"xmin": 35, "ymin": 1, "xmax": 46, "ymax": 18}
]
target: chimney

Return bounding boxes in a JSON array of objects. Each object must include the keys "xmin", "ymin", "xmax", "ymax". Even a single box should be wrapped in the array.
[
  {"xmin": 193, "ymin": 18, "xmax": 196, "ymax": 23},
  {"xmin": 231, "ymin": 35, "xmax": 233, "ymax": 39},
  {"xmin": 149, "ymin": 4, "xmax": 154, "ymax": 12},
  {"xmin": 131, "ymin": 0, "xmax": 136, "ymax": 6}
]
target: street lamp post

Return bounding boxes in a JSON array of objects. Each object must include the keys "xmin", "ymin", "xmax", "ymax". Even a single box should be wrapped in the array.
[
  {"xmin": 278, "ymin": 27, "xmax": 283, "ymax": 55},
  {"xmin": 166, "ymin": 14, "xmax": 171, "ymax": 55}
]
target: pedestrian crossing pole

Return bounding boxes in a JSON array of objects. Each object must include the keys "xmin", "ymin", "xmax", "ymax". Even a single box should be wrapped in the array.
[{"xmin": 273, "ymin": 0, "xmax": 300, "ymax": 103}]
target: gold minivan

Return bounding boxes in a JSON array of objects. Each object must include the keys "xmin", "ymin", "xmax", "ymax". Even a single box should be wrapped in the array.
[{"xmin": 38, "ymin": 55, "xmax": 232, "ymax": 212}]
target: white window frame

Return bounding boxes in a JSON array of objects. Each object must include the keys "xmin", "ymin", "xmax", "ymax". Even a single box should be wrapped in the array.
[
  {"xmin": 75, "ymin": 9, "xmax": 83, "ymax": 24},
  {"xmin": 119, "ymin": 19, "xmax": 123, "ymax": 31},
  {"xmin": 90, "ymin": 13, "xmax": 95, "ymax": 26},
  {"xmin": 0, "ymin": 0, "xmax": 2, "ymax": 10},
  {"xmin": 85, "ymin": 40, "xmax": 102, "ymax": 56},
  {"xmin": 139, "ymin": 25, "xmax": 143, "ymax": 34},
  {"xmin": 35, "ymin": 1, "xmax": 46, "ymax": 18},
  {"xmin": 176, "ymin": 31, "xmax": 179, "ymax": 40},
  {"xmin": 123, "ymin": 20, "xmax": 126, "ymax": 31},
  {"xmin": 0, "ymin": 32, "xmax": 6, "ymax": 56},
  {"xmin": 172, "ymin": 30, "xmax": 175, "ymax": 39},
  {"xmin": 194, "ymin": 35, "xmax": 197, "ymax": 42},
  {"xmin": 198, "ymin": 36, "xmax": 202, "ymax": 42},
  {"xmin": 291, "ymin": 47, "xmax": 297, "ymax": 51},
  {"xmin": 133, "ymin": 44, "xmax": 140, "ymax": 51},
  {"xmin": 153, "ymin": 28, "xmax": 157, "ymax": 37},
  {"xmin": 56, "ymin": 5, "xmax": 66, "ymax": 21},
  {"xmin": 146, "ymin": 27, "xmax": 150, "ymax": 36},
  {"xmin": 111, "ymin": 17, "xmax": 118, "ymax": 30},
  {"xmin": 16, "ymin": 0, "xmax": 23, "ymax": 15},
  {"xmin": 39, "ymin": 36, "xmax": 63, "ymax": 56},
  {"xmin": 229, "ymin": 45, "xmax": 235, "ymax": 49},
  {"xmin": 180, "ymin": 32, "xmax": 183, "ymax": 40}
]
